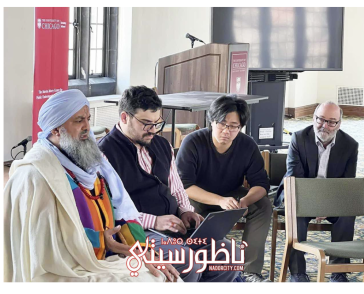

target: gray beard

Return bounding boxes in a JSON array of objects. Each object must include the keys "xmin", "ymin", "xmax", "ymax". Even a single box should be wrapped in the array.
[
  {"xmin": 314, "ymin": 126, "xmax": 337, "ymax": 143},
  {"xmin": 59, "ymin": 127, "xmax": 103, "ymax": 171}
]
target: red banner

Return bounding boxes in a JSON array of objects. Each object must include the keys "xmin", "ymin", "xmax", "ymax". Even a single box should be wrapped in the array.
[
  {"xmin": 32, "ymin": 7, "xmax": 69, "ymax": 142},
  {"xmin": 229, "ymin": 51, "xmax": 248, "ymax": 95}
]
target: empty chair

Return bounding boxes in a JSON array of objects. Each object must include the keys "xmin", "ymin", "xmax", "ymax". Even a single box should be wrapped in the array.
[{"xmin": 279, "ymin": 177, "xmax": 364, "ymax": 282}]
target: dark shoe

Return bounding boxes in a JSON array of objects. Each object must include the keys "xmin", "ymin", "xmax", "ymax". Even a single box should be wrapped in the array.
[
  {"xmin": 330, "ymin": 273, "xmax": 349, "ymax": 282},
  {"xmin": 289, "ymin": 273, "xmax": 310, "ymax": 282},
  {"xmin": 240, "ymin": 272, "xmax": 270, "ymax": 282}
]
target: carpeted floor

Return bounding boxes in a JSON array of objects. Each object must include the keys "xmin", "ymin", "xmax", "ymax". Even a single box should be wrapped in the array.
[{"xmin": 227, "ymin": 116, "xmax": 364, "ymax": 282}]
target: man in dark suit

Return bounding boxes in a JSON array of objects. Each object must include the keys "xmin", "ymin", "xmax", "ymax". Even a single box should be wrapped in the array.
[{"xmin": 276, "ymin": 101, "xmax": 359, "ymax": 282}]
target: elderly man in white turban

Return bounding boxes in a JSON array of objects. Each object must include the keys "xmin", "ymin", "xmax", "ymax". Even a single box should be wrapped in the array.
[{"xmin": 4, "ymin": 89, "xmax": 180, "ymax": 282}]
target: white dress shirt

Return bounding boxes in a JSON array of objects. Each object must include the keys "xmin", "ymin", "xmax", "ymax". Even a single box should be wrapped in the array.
[{"xmin": 315, "ymin": 135, "xmax": 336, "ymax": 179}]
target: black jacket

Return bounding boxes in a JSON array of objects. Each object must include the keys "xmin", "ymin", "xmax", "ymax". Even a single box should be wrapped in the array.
[
  {"xmin": 275, "ymin": 125, "xmax": 358, "ymax": 206},
  {"xmin": 98, "ymin": 126, "xmax": 178, "ymax": 217}
]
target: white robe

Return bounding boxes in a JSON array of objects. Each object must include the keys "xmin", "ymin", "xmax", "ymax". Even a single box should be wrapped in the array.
[{"xmin": 3, "ymin": 143, "xmax": 165, "ymax": 282}]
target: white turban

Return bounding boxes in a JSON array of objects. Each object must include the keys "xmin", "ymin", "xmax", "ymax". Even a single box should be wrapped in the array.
[{"xmin": 37, "ymin": 89, "xmax": 89, "ymax": 139}]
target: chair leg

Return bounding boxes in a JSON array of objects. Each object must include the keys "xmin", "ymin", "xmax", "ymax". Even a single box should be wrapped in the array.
[
  {"xmin": 279, "ymin": 241, "xmax": 292, "ymax": 282},
  {"xmin": 270, "ymin": 211, "xmax": 278, "ymax": 281},
  {"xmin": 317, "ymin": 251, "xmax": 326, "ymax": 282}
]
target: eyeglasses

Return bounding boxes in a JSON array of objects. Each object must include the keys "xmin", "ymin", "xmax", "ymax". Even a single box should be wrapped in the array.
[
  {"xmin": 315, "ymin": 115, "xmax": 340, "ymax": 127},
  {"xmin": 127, "ymin": 112, "xmax": 166, "ymax": 133},
  {"xmin": 215, "ymin": 122, "xmax": 241, "ymax": 132}
]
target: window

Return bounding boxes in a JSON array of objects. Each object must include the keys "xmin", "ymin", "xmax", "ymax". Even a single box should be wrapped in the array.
[
  {"xmin": 90, "ymin": 7, "xmax": 104, "ymax": 77},
  {"xmin": 68, "ymin": 7, "xmax": 118, "ymax": 96},
  {"xmin": 68, "ymin": 8, "xmax": 75, "ymax": 77}
]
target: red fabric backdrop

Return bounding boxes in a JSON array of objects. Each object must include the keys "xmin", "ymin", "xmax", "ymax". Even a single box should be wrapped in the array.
[{"xmin": 32, "ymin": 7, "xmax": 69, "ymax": 142}]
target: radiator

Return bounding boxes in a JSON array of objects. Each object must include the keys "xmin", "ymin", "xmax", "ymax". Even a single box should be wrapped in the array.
[
  {"xmin": 337, "ymin": 86, "xmax": 363, "ymax": 106},
  {"xmin": 89, "ymin": 105, "xmax": 119, "ymax": 130}
]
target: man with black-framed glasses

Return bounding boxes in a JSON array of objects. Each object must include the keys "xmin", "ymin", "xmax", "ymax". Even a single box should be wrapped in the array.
[
  {"xmin": 98, "ymin": 86, "xmax": 197, "ymax": 236},
  {"xmin": 176, "ymin": 95, "xmax": 272, "ymax": 282},
  {"xmin": 275, "ymin": 101, "xmax": 359, "ymax": 282},
  {"xmin": 98, "ymin": 86, "xmax": 242, "ymax": 282}
]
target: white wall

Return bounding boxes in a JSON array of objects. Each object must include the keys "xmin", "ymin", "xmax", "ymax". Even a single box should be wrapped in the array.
[
  {"xmin": 128, "ymin": 7, "xmax": 211, "ymax": 88},
  {"xmin": 4, "ymin": 8, "xmax": 34, "ymax": 162},
  {"xmin": 285, "ymin": 72, "xmax": 318, "ymax": 108},
  {"xmin": 317, "ymin": 7, "xmax": 364, "ymax": 103}
]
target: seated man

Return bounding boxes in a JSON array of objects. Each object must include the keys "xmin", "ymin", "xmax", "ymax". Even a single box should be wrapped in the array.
[
  {"xmin": 275, "ymin": 101, "xmax": 359, "ymax": 282},
  {"xmin": 98, "ymin": 86, "xmax": 242, "ymax": 282},
  {"xmin": 176, "ymin": 95, "xmax": 272, "ymax": 282},
  {"xmin": 4, "ymin": 89, "xmax": 179, "ymax": 282}
]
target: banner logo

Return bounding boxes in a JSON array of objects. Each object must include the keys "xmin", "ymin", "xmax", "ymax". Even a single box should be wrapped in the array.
[{"xmin": 37, "ymin": 19, "xmax": 66, "ymax": 30}]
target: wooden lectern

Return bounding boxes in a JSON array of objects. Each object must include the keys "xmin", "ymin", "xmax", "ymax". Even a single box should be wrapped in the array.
[{"xmin": 157, "ymin": 43, "xmax": 250, "ymax": 128}]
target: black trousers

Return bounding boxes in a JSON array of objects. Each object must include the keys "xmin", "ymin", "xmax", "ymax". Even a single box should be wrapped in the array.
[{"xmin": 289, "ymin": 216, "xmax": 356, "ymax": 274}]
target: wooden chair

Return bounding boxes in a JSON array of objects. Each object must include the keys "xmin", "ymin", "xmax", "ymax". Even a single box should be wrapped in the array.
[
  {"xmin": 232, "ymin": 151, "xmax": 270, "ymax": 231},
  {"xmin": 162, "ymin": 124, "xmax": 200, "ymax": 148},
  {"xmin": 270, "ymin": 208, "xmax": 332, "ymax": 281},
  {"xmin": 279, "ymin": 177, "xmax": 364, "ymax": 282},
  {"xmin": 232, "ymin": 151, "xmax": 334, "ymax": 281},
  {"xmin": 91, "ymin": 126, "xmax": 110, "ymax": 140},
  {"xmin": 268, "ymin": 152, "xmax": 288, "ymax": 281},
  {"xmin": 268, "ymin": 153, "xmax": 335, "ymax": 281}
]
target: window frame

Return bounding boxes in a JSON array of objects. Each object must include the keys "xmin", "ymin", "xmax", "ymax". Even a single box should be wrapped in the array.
[
  {"xmin": 68, "ymin": 7, "xmax": 118, "ymax": 97},
  {"xmin": 68, "ymin": 7, "xmax": 77, "ymax": 79},
  {"xmin": 89, "ymin": 7, "xmax": 107, "ymax": 78}
]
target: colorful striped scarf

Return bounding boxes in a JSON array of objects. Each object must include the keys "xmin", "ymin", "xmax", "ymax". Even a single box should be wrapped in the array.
[{"xmin": 66, "ymin": 172, "xmax": 147, "ymax": 259}]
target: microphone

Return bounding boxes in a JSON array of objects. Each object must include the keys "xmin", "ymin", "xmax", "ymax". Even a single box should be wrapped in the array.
[
  {"xmin": 186, "ymin": 33, "xmax": 205, "ymax": 48},
  {"xmin": 13, "ymin": 136, "xmax": 32, "ymax": 149}
]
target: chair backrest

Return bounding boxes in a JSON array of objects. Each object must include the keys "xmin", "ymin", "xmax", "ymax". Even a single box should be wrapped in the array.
[
  {"xmin": 269, "ymin": 153, "xmax": 287, "ymax": 186},
  {"xmin": 244, "ymin": 150, "xmax": 270, "ymax": 189},
  {"xmin": 293, "ymin": 178, "xmax": 364, "ymax": 217},
  {"xmin": 260, "ymin": 150, "xmax": 270, "ymax": 174}
]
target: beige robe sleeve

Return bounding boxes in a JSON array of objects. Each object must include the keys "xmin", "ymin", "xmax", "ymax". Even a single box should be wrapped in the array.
[{"xmin": 4, "ymin": 163, "xmax": 166, "ymax": 282}]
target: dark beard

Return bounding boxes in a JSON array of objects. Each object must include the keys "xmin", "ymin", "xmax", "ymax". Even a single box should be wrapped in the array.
[
  {"xmin": 135, "ymin": 132, "xmax": 155, "ymax": 146},
  {"xmin": 135, "ymin": 140, "xmax": 150, "ymax": 147}
]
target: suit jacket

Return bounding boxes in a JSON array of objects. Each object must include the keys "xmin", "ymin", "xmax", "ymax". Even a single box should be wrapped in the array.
[{"xmin": 275, "ymin": 125, "xmax": 358, "ymax": 206}]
